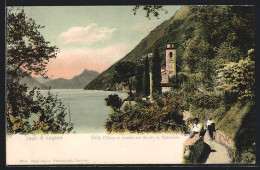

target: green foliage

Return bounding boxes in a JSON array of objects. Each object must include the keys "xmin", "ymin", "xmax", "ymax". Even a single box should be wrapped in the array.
[
  {"xmin": 113, "ymin": 61, "xmax": 138, "ymax": 96},
  {"xmin": 105, "ymin": 94, "xmax": 123, "ymax": 112},
  {"xmin": 144, "ymin": 55, "xmax": 150, "ymax": 96},
  {"xmin": 7, "ymin": 83, "xmax": 34, "ymax": 134},
  {"xmin": 87, "ymin": 6, "xmax": 254, "ymax": 93},
  {"xmin": 135, "ymin": 64, "xmax": 144, "ymax": 95},
  {"xmin": 6, "ymin": 8, "xmax": 73, "ymax": 134},
  {"xmin": 216, "ymin": 51, "xmax": 255, "ymax": 102},
  {"xmin": 179, "ymin": 6, "xmax": 254, "ymax": 92},
  {"xmin": 169, "ymin": 72, "xmax": 189, "ymax": 89},
  {"xmin": 7, "ymin": 83, "xmax": 74, "ymax": 134},
  {"xmin": 191, "ymin": 92, "xmax": 223, "ymax": 110},
  {"xmin": 151, "ymin": 49, "xmax": 162, "ymax": 95},
  {"xmin": 105, "ymin": 91, "xmax": 187, "ymax": 133},
  {"xmin": 233, "ymin": 101, "xmax": 255, "ymax": 163},
  {"xmin": 7, "ymin": 8, "xmax": 58, "ymax": 80},
  {"xmin": 132, "ymin": 5, "xmax": 168, "ymax": 19},
  {"xmin": 31, "ymin": 91, "xmax": 74, "ymax": 134},
  {"xmin": 92, "ymin": 6, "xmax": 255, "ymax": 163}
]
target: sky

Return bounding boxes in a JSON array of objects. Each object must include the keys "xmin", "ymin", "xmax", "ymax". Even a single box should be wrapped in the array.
[{"xmin": 21, "ymin": 6, "xmax": 182, "ymax": 79}]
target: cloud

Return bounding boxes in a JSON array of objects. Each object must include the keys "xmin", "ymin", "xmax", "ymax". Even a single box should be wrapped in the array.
[
  {"xmin": 46, "ymin": 44, "xmax": 134, "ymax": 79},
  {"xmin": 59, "ymin": 23, "xmax": 116, "ymax": 44}
]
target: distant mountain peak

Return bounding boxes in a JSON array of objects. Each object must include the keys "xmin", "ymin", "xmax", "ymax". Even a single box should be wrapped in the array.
[{"xmin": 41, "ymin": 68, "xmax": 100, "ymax": 89}]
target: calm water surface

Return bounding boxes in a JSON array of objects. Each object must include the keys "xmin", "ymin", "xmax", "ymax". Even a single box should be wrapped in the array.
[{"xmin": 39, "ymin": 89, "xmax": 127, "ymax": 133}]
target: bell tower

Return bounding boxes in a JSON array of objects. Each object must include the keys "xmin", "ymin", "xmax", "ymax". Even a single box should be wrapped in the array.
[{"xmin": 165, "ymin": 43, "xmax": 176, "ymax": 78}]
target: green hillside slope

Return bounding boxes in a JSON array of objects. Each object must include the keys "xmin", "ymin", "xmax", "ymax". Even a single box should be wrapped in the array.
[{"xmin": 85, "ymin": 6, "xmax": 191, "ymax": 90}]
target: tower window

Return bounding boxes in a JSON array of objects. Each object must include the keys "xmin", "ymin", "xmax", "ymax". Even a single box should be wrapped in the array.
[{"xmin": 169, "ymin": 52, "xmax": 173, "ymax": 58}]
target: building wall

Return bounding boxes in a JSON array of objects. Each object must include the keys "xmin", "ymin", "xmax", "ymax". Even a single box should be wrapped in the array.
[
  {"xmin": 161, "ymin": 71, "xmax": 169, "ymax": 83},
  {"xmin": 165, "ymin": 47, "xmax": 176, "ymax": 78}
]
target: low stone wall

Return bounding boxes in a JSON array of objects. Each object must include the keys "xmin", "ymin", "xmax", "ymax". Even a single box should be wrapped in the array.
[{"xmin": 214, "ymin": 130, "xmax": 234, "ymax": 159}]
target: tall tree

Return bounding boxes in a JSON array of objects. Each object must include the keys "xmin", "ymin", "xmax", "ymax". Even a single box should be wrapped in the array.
[
  {"xmin": 113, "ymin": 61, "xmax": 137, "ymax": 98},
  {"xmin": 151, "ymin": 49, "xmax": 162, "ymax": 95},
  {"xmin": 7, "ymin": 8, "xmax": 58, "ymax": 81},
  {"xmin": 144, "ymin": 55, "xmax": 150, "ymax": 96},
  {"xmin": 6, "ymin": 8, "xmax": 73, "ymax": 134},
  {"xmin": 135, "ymin": 64, "xmax": 144, "ymax": 95}
]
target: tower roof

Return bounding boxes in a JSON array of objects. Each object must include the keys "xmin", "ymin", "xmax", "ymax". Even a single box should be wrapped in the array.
[{"xmin": 166, "ymin": 43, "xmax": 176, "ymax": 49}]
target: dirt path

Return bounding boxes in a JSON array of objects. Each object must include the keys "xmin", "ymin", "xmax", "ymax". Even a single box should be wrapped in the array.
[{"xmin": 204, "ymin": 132, "xmax": 231, "ymax": 164}]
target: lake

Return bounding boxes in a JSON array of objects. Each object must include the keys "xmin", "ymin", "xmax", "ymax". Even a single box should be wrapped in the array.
[{"xmin": 39, "ymin": 89, "xmax": 127, "ymax": 133}]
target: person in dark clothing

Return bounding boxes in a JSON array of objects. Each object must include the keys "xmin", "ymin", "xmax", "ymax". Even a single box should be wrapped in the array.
[{"xmin": 206, "ymin": 117, "xmax": 215, "ymax": 140}]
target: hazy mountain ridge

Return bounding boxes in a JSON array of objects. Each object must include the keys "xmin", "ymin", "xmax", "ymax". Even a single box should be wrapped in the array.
[
  {"xmin": 43, "ymin": 69, "xmax": 99, "ymax": 89},
  {"xmin": 20, "ymin": 69, "xmax": 99, "ymax": 90}
]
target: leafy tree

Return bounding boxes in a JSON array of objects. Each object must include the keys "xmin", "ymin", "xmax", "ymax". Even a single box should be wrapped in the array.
[
  {"xmin": 31, "ymin": 91, "xmax": 74, "ymax": 134},
  {"xmin": 216, "ymin": 49, "xmax": 255, "ymax": 102},
  {"xmin": 6, "ymin": 8, "xmax": 73, "ymax": 134},
  {"xmin": 7, "ymin": 8, "xmax": 58, "ymax": 81},
  {"xmin": 7, "ymin": 83, "xmax": 35, "ymax": 133},
  {"xmin": 132, "ymin": 5, "xmax": 168, "ymax": 19},
  {"xmin": 113, "ymin": 61, "xmax": 137, "ymax": 97}
]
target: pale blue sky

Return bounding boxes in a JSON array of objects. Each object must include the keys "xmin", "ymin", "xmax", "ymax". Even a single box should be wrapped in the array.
[{"xmin": 20, "ymin": 6, "xmax": 182, "ymax": 79}]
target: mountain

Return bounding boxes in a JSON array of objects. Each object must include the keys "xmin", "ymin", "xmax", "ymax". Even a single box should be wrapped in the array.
[
  {"xmin": 20, "ymin": 77, "xmax": 48, "ymax": 90},
  {"xmin": 35, "ymin": 77, "xmax": 51, "ymax": 84},
  {"xmin": 85, "ymin": 6, "xmax": 191, "ymax": 90},
  {"xmin": 43, "ymin": 69, "xmax": 99, "ymax": 89}
]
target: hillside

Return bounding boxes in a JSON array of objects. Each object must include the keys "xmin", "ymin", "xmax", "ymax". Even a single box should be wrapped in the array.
[
  {"xmin": 85, "ymin": 6, "xmax": 192, "ymax": 90},
  {"xmin": 44, "ymin": 69, "xmax": 99, "ymax": 89}
]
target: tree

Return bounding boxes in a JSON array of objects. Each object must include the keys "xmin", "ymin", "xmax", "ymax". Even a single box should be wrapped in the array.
[
  {"xmin": 6, "ymin": 8, "xmax": 73, "ymax": 134},
  {"xmin": 113, "ymin": 61, "xmax": 137, "ymax": 98},
  {"xmin": 216, "ymin": 49, "xmax": 255, "ymax": 102},
  {"xmin": 105, "ymin": 94, "xmax": 123, "ymax": 112},
  {"xmin": 144, "ymin": 55, "xmax": 150, "ymax": 96},
  {"xmin": 135, "ymin": 64, "xmax": 144, "ymax": 95},
  {"xmin": 132, "ymin": 5, "xmax": 168, "ymax": 19},
  {"xmin": 7, "ymin": 8, "xmax": 58, "ymax": 81},
  {"xmin": 31, "ymin": 91, "xmax": 74, "ymax": 134},
  {"xmin": 151, "ymin": 49, "xmax": 162, "ymax": 94}
]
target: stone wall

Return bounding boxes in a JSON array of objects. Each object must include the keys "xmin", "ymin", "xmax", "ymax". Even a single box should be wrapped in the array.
[
  {"xmin": 214, "ymin": 131, "xmax": 234, "ymax": 149},
  {"xmin": 214, "ymin": 130, "xmax": 234, "ymax": 159}
]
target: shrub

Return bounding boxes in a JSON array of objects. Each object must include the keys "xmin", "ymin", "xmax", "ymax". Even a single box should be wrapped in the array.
[
  {"xmin": 7, "ymin": 85, "xmax": 74, "ymax": 134},
  {"xmin": 31, "ymin": 91, "xmax": 74, "ymax": 134},
  {"xmin": 104, "ymin": 91, "xmax": 187, "ymax": 133},
  {"xmin": 105, "ymin": 94, "xmax": 123, "ymax": 112}
]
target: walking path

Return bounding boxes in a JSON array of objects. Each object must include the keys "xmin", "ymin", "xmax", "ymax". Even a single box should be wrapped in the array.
[{"xmin": 204, "ymin": 132, "xmax": 231, "ymax": 164}]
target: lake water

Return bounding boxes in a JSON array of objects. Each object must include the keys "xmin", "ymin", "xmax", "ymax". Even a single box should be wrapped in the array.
[{"xmin": 39, "ymin": 89, "xmax": 127, "ymax": 133}]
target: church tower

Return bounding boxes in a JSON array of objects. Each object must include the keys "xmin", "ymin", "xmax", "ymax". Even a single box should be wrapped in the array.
[{"xmin": 165, "ymin": 43, "xmax": 176, "ymax": 78}]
